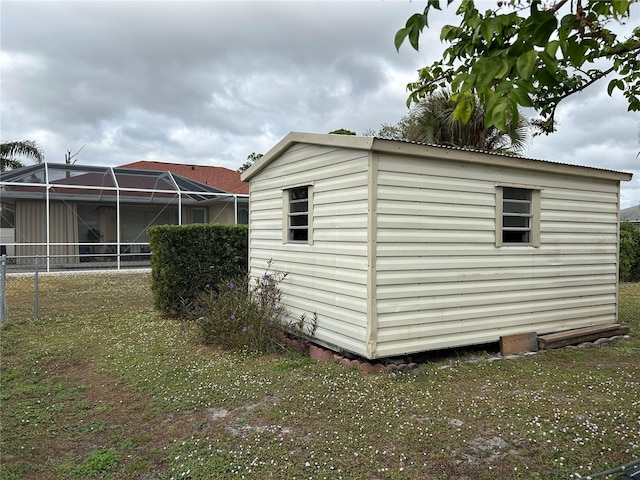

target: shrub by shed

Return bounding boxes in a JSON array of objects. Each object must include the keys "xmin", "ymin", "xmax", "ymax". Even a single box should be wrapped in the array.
[{"xmin": 148, "ymin": 224, "xmax": 247, "ymax": 316}]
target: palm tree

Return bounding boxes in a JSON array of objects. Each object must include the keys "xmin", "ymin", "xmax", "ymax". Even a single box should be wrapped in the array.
[
  {"xmin": 1, "ymin": 140, "xmax": 45, "ymax": 172},
  {"xmin": 404, "ymin": 90, "xmax": 530, "ymax": 155}
]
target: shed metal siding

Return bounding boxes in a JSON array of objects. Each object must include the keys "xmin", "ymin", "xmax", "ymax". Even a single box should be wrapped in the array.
[
  {"xmin": 374, "ymin": 153, "xmax": 621, "ymax": 358},
  {"xmin": 244, "ymin": 133, "xmax": 629, "ymax": 360},
  {"xmin": 247, "ymin": 143, "xmax": 371, "ymax": 356}
]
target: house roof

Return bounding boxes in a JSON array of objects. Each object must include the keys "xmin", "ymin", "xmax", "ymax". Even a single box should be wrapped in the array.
[
  {"xmin": 121, "ymin": 160, "xmax": 249, "ymax": 194},
  {"xmin": 241, "ymin": 132, "xmax": 634, "ymax": 183},
  {"xmin": 0, "ymin": 163, "xmax": 240, "ymax": 204}
]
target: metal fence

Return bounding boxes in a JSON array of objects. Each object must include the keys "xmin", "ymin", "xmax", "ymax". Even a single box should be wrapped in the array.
[
  {"xmin": 0, "ymin": 253, "xmax": 150, "ymax": 322},
  {"xmin": 1, "ymin": 246, "xmax": 152, "ymax": 273}
]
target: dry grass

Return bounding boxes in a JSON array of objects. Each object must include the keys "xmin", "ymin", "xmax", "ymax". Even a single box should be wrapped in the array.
[{"xmin": 1, "ymin": 273, "xmax": 638, "ymax": 480}]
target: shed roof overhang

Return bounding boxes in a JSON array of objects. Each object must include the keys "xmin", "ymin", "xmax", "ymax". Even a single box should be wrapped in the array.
[{"xmin": 241, "ymin": 132, "xmax": 633, "ymax": 183}]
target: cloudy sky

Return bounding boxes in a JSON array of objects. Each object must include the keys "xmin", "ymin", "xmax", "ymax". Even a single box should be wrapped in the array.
[{"xmin": 1, "ymin": 1, "xmax": 638, "ymax": 207}]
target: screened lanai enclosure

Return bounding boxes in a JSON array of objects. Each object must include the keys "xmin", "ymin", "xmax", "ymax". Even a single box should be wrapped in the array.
[{"xmin": 0, "ymin": 163, "xmax": 248, "ymax": 271}]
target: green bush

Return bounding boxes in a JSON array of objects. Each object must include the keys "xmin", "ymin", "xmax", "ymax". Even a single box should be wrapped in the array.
[
  {"xmin": 620, "ymin": 221, "xmax": 640, "ymax": 282},
  {"xmin": 192, "ymin": 262, "xmax": 316, "ymax": 353},
  {"xmin": 148, "ymin": 224, "xmax": 248, "ymax": 317}
]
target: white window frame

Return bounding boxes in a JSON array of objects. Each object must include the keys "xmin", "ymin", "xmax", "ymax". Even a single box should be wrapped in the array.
[
  {"xmin": 283, "ymin": 184, "xmax": 313, "ymax": 244},
  {"xmin": 496, "ymin": 185, "xmax": 540, "ymax": 247}
]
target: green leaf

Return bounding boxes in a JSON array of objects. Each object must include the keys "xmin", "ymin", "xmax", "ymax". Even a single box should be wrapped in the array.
[
  {"xmin": 494, "ymin": 81, "xmax": 512, "ymax": 95},
  {"xmin": 451, "ymin": 91, "xmax": 474, "ymax": 124},
  {"xmin": 490, "ymin": 97, "xmax": 510, "ymax": 132},
  {"xmin": 427, "ymin": 0, "xmax": 443, "ymax": 11},
  {"xmin": 530, "ymin": 11, "xmax": 557, "ymax": 46},
  {"xmin": 511, "ymin": 87, "xmax": 533, "ymax": 107},
  {"xmin": 496, "ymin": 58, "xmax": 510, "ymax": 79},
  {"xmin": 409, "ymin": 27, "xmax": 421, "ymax": 50},
  {"xmin": 536, "ymin": 67, "xmax": 559, "ymax": 87},
  {"xmin": 440, "ymin": 24, "xmax": 461, "ymax": 42},
  {"xmin": 516, "ymin": 49, "xmax": 537, "ymax": 80},
  {"xmin": 566, "ymin": 38, "xmax": 587, "ymax": 67},
  {"xmin": 460, "ymin": 72, "xmax": 477, "ymax": 92},
  {"xmin": 558, "ymin": 14, "xmax": 577, "ymax": 41},
  {"xmin": 607, "ymin": 78, "xmax": 624, "ymax": 95},
  {"xmin": 515, "ymin": 79, "xmax": 537, "ymax": 95},
  {"xmin": 480, "ymin": 18, "xmax": 494, "ymax": 43},
  {"xmin": 607, "ymin": 79, "xmax": 615, "ymax": 96},
  {"xmin": 538, "ymin": 50, "xmax": 558, "ymax": 72},
  {"xmin": 395, "ymin": 14, "xmax": 427, "ymax": 51},
  {"xmin": 474, "ymin": 57, "xmax": 503, "ymax": 86},
  {"xmin": 451, "ymin": 73, "xmax": 467, "ymax": 92},
  {"xmin": 611, "ymin": 0, "xmax": 632, "ymax": 17},
  {"xmin": 394, "ymin": 28, "xmax": 409, "ymax": 51},
  {"xmin": 545, "ymin": 40, "xmax": 560, "ymax": 57}
]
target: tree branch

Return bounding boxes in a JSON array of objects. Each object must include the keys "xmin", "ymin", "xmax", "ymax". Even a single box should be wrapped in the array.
[
  {"xmin": 547, "ymin": 0, "xmax": 571, "ymax": 14},
  {"xmin": 556, "ymin": 65, "xmax": 616, "ymax": 101},
  {"xmin": 597, "ymin": 40, "xmax": 640, "ymax": 58}
]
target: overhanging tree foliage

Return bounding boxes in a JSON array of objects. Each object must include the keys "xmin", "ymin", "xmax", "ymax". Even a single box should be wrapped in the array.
[
  {"xmin": 366, "ymin": 89, "xmax": 530, "ymax": 154},
  {"xmin": 406, "ymin": 89, "xmax": 529, "ymax": 153},
  {"xmin": 328, "ymin": 128, "xmax": 357, "ymax": 135},
  {"xmin": 395, "ymin": 0, "xmax": 640, "ymax": 134}
]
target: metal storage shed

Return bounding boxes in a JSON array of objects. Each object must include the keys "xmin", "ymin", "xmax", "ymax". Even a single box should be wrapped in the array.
[{"xmin": 241, "ymin": 132, "xmax": 633, "ymax": 359}]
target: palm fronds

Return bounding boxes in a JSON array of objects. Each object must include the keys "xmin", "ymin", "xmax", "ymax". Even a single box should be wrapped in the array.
[
  {"xmin": 404, "ymin": 89, "xmax": 530, "ymax": 155},
  {"xmin": 0, "ymin": 140, "xmax": 45, "ymax": 172}
]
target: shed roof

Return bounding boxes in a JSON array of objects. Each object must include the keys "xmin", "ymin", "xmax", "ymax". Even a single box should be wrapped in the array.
[
  {"xmin": 122, "ymin": 160, "xmax": 249, "ymax": 194},
  {"xmin": 241, "ymin": 132, "xmax": 633, "ymax": 183}
]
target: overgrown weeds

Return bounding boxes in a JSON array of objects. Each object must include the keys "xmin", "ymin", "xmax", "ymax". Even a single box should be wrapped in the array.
[{"xmin": 190, "ymin": 262, "xmax": 316, "ymax": 353}]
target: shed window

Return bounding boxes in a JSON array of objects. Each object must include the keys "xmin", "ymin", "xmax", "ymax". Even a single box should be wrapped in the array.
[
  {"xmin": 285, "ymin": 186, "xmax": 312, "ymax": 244},
  {"xmin": 496, "ymin": 186, "xmax": 540, "ymax": 247},
  {"xmin": 503, "ymin": 188, "xmax": 532, "ymax": 243}
]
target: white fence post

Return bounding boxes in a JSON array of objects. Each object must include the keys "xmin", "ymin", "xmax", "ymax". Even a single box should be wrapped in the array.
[{"xmin": 34, "ymin": 255, "xmax": 39, "ymax": 320}]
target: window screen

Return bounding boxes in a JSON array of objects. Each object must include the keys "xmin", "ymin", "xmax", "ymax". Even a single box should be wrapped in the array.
[
  {"xmin": 502, "ymin": 187, "xmax": 533, "ymax": 244},
  {"xmin": 288, "ymin": 186, "xmax": 309, "ymax": 243}
]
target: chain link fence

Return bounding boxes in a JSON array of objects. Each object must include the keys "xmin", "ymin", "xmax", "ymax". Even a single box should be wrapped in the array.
[{"xmin": 0, "ymin": 254, "xmax": 150, "ymax": 322}]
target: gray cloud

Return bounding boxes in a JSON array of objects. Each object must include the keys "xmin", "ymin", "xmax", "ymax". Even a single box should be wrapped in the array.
[{"xmin": 1, "ymin": 1, "xmax": 638, "ymax": 207}]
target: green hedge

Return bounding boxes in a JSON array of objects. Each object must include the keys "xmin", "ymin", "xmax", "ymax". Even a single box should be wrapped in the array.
[{"xmin": 148, "ymin": 224, "xmax": 248, "ymax": 316}]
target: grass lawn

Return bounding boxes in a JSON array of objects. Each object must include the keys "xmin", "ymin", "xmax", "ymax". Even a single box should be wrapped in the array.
[{"xmin": 1, "ymin": 273, "xmax": 638, "ymax": 480}]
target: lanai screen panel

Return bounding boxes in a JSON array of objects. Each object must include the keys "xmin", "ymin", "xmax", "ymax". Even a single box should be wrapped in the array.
[{"xmin": 1, "ymin": 163, "xmax": 244, "ymax": 270}]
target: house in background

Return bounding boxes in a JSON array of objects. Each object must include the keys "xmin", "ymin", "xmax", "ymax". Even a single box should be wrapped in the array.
[
  {"xmin": 242, "ymin": 132, "xmax": 632, "ymax": 359},
  {"xmin": 121, "ymin": 161, "xmax": 250, "ymax": 224},
  {"xmin": 0, "ymin": 161, "xmax": 248, "ymax": 270}
]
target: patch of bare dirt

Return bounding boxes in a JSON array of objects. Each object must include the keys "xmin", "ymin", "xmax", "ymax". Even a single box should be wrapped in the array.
[{"xmin": 16, "ymin": 360, "xmax": 238, "ymax": 480}]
